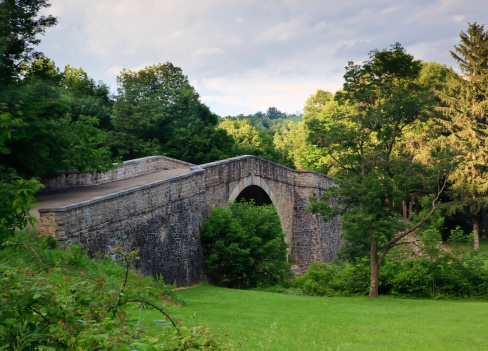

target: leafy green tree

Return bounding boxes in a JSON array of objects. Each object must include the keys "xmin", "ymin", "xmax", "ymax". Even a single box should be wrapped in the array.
[
  {"xmin": 273, "ymin": 121, "xmax": 328, "ymax": 172},
  {"xmin": 0, "ymin": 107, "xmax": 43, "ymax": 242},
  {"xmin": 200, "ymin": 201, "xmax": 292, "ymax": 288},
  {"xmin": 1, "ymin": 57, "xmax": 113, "ymax": 177},
  {"xmin": 218, "ymin": 118, "xmax": 287, "ymax": 164},
  {"xmin": 110, "ymin": 62, "xmax": 218, "ymax": 160},
  {"xmin": 61, "ymin": 65, "xmax": 113, "ymax": 130},
  {"xmin": 438, "ymin": 22, "xmax": 488, "ymax": 250},
  {"xmin": 306, "ymin": 43, "xmax": 456, "ymax": 298},
  {"xmin": 0, "ymin": 0, "xmax": 57, "ymax": 87},
  {"xmin": 163, "ymin": 122, "xmax": 235, "ymax": 164},
  {"xmin": 303, "ymin": 89, "xmax": 334, "ymax": 118},
  {"xmin": 266, "ymin": 106, "xmax": 286, "ymax": 119}
]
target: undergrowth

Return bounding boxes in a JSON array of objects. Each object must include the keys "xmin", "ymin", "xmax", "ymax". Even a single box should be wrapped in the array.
[{"xmin": 0, "ymin": 230, "xmax": 236, "ymax": 350}]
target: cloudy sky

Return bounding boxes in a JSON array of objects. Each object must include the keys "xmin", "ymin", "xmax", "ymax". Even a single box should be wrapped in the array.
[{"xmin": 38, "ymin": 0, "xmax": 487, "ymax": 117}]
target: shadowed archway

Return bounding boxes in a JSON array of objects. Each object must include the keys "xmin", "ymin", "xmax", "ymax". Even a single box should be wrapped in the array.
[{"xmin": 235, "ymin": 185, "xmax": 272, "ymax": 206}]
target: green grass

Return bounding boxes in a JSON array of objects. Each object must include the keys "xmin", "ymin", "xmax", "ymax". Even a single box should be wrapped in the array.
[
  {"xmin": 139, "ymin": 284, "xmax": 488, "ymax": 351},
  {"xmin": 283, "ymin": 115, "xmax": 303, "ymax": 123}
]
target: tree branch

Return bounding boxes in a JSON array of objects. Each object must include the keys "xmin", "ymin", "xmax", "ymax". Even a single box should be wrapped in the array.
[{"xmin": 377, "ymin": 162, "xmax": 454, "ymax": 267}]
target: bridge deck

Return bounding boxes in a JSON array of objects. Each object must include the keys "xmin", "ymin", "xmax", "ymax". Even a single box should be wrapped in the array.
[{"xmin": 33, "ymin": 168, "xmax": 192, "ymax": 217}]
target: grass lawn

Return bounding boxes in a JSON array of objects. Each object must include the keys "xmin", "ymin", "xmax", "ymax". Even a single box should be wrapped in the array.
[
  {"xmin": 139, "ymin": 284, "xmax": 488, "ymax": 351},
  {"xmin": 283, "ymin": 115, "xmax": 303, "ymax": 123}
]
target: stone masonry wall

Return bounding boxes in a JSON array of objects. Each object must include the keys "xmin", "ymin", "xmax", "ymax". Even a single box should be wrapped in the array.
[
  {"xmin": 40, "ymin": 156, "xmax": 194, "ymax": 192},
  {"xmin": 201, "ymin": 156, "xmax": 343, "ymax": 274},
  {"xmin": 292, "ymin": 171, "xmax": 343, "ymax": 272},
  {"xmin": 39, "ymin": 168, "xmax": 206, "ymax": 285}
]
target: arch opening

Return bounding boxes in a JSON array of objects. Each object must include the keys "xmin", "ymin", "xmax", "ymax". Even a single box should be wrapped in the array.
[{"xmin": 235, "ymin": 185, "xmax": 272, "ymax": 206}]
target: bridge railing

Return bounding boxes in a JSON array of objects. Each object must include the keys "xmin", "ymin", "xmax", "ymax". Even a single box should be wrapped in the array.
[
  {"xmin": 199, "ymin": 155, "xmax": 334, "ymax": 189},
  {"xmin": 40, "ymin": 156, "xmax": 195, "ymax": 192}
]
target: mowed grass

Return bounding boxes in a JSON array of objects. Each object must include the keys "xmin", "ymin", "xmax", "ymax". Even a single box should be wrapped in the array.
[
  {"xmin": 139, "ymin": 284, "xmax": 488, "ymax": 351},
  {"xmin": 283, "ymin": 115, "xmax": 303, "ymax": 123}
]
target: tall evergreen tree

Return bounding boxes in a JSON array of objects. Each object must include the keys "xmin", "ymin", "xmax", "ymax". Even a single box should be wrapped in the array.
[{"xmin": 439, "ymin": 22, "xmax": 488, "ymax": 250}]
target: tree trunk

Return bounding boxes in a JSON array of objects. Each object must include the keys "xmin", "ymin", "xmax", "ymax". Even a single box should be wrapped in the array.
[
  {"xmin": 402, "ymin": 199, "xmax": 408, "ymax": 220},
  {"xmin": 369, "ymin": 239, "xmax": 379, "ymax": 298},
  {"xmin": 481, "ymin": 208, "xmax": 487, "ymax": 239},
  {"xmin": 472, "ymin": 212, "xmax": 480, "ymax": 251}
]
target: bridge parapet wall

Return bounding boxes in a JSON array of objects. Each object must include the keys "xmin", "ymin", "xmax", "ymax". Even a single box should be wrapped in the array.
[
  {"xmin": 40, "ymin": 156, "xmax": 194, "ymax": 192},
  {"xmin": 39, "ymin": 168, "xmax": 206, "ymax": 285}
]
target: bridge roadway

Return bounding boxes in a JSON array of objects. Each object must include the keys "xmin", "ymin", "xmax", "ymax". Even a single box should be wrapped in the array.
[{"xmin": 32, "ymin": 167, "xmax": 192, "ymax": 220}]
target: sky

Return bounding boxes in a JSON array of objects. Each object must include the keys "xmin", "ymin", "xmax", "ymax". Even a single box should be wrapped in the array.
[{"xmin": 37, "ymin": 0, "xmax": 488, "ymax": 117}]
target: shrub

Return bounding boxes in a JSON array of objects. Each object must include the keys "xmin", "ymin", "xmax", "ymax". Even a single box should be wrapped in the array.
[
  {"xmin": 0, "ymin": 234, "xmax": 236, "ymax": 350},
  {"xmin": 200, "ymin": 201, "xmax": 292, "ymax": 289},
  {"xmin": 293, "ymin": 262, "xmax": 337, "ymax": 296}
]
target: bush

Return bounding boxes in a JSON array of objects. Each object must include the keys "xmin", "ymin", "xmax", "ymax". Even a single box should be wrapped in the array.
[
  {"xmin": 0, "ymin": 232, "xmax": 236, "ymax": 350},
  {"xmin": 382, "ymin": 259, "xmax": 432, "ymax": 298},
  {"xmin": 200, "ymin": 201, "xmax": 292, "ymax": 289},
  {"xmin": 294, "ymin": 251, "xmax": 488, "ymax": 299},
  {"xmin": 293, "ymin": 259, "xmax": 370, "ymax": 296}
]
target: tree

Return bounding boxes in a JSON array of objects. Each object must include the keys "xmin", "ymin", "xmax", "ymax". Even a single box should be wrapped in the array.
[
  {"xmin": 61, "ymin": 65, "xmax": 113, "ymax": 131},
  {"xmin": 0, "ymin": 0, "xmax": 57, "ymax": 87},
  {"xmin": 1, "ymin": 57, "xmax": 113, "ymax": 177},
  {"xmin": 266, "ymin": 106, "xmax": 286, "ymax": 120},
  {"xmin": 438, "ymin": 22, "xmax": 488, "ymax": 250},
  {"xmin": 218, "ymin": 118, "xmax": 283, "ymax": 162},
  {"xmin": 306, "ymin": 43, "xmax": 456, "ymax": 298},
  {"xmin": 110, "ymin": 62, "xmax": 218, "ymax": 160},
  {"xmin": 273, "ymin": 121, "xmax": 329, "ymax": 172},
  {"xmin": 200, "ymin": 201, "xmax": 292, "ymax": 288},
  {"xmin": 0, "ymin": 107, "xmax": 43, "ymax": 242},
  {"xmin": 163, "ymin": 122, "xmax": 235, "ymax": 164}
]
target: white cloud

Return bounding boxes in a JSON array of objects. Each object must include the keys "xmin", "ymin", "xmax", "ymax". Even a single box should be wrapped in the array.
[
  {"xmin": 380, "ymin": 6, "xmax": 401, "ymax": 16},
  {"xmin": 192, "ymin": 47, "xmax": 225, "ymax": 57},
  {"xmin": 255, "ymin": 18, "xmax": 306, "ymax": 43},
  {"xmin": 38, "ymin": 0, "xmax": 487, "ymax": 117},
  {"xmin": 452, "ymin": 15, "xmax": 466, "ymax": 23},
  {"xmin": 106, "ymin": 65, "xmax": 124, "ymax": 76}
]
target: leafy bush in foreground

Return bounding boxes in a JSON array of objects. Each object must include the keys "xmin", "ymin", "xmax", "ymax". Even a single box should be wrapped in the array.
[
  {"xmin": 201, "ymin": 201, "xmax": 292, "ymax": 289},
  {"xmin": 0, "ymin": 233, "xmax": 235, "ymax": 350}
]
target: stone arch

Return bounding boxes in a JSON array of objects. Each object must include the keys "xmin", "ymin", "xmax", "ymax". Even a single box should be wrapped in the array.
[
  {"xmin": 229, "ymin": 175, "xmax": 277, "ymax": 204},
  {"xmin": 228, "ymin": 175, "xmax": 291, "ymax": 244}
]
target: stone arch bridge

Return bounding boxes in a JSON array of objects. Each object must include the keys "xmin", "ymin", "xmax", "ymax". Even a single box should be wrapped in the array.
[{"xmin": 36, "ymin": 155, "xmax": 342, "ymax": 286}]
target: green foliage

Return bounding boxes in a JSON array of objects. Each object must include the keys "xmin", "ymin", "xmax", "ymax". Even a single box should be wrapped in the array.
[
  {"xmin": 0, "ymin": 177, "xmax": 43, "ymax": 242},
  {"xmin": 438, "ymin": 23, "xmax": 488, "ymax": 248},
  {"xmin": 2, "ymin": 56, "xmax": 115, "ymax": 177},
  {"xmin": 294, "ymin": 249, "xmax": 488, "ymax": 299},
  {"xmin": 381, "ymin": 259, "xmax": 431, "ymax": 297},
  {"xmin": 110, "ymin": 62, "xmax": 221, "ymax": 162},
  {"xmin": 218, "ymin": 119, "xmax": 274, "ymax": 158},
  {"xmin": 0, "ymin": 104, "xmax": 44, "ymax": 243},
  {"xmin": 305, "ymin": 42, "xmax": 456, "ymax": 297},
  {"xmin": 0, "ymin": 0, "xmax": 57, "ymax": 86},
  {"xmin": 448, "ymin": 226, "xmax": 473, "ymax": 244},
  {"xmin": 200, "ymin": 201, "xmax": 292, "ymax": 289},
  {"xmin": 164, "ymin": 123, "xmax": 235, "ymax": 164},
  {"xmin": 293, "ymin": 260, "xmax": 369, "ymax": 296},
  {"xmin": 0, "ymin": 233, "xmax": 235, "ymax": 350}
]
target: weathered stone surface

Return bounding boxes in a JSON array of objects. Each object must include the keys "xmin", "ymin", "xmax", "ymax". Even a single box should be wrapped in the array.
[
  {"xmin": 38, "ymin": 155, "xmax": 343, "ymax": 285},
  {"xmin": 40, "ymin": 156, "xmax": 193, "ymax": 192},
  {"xmin": 200, "ymin": 156, "xmax": 342, "ymax": 274}
]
